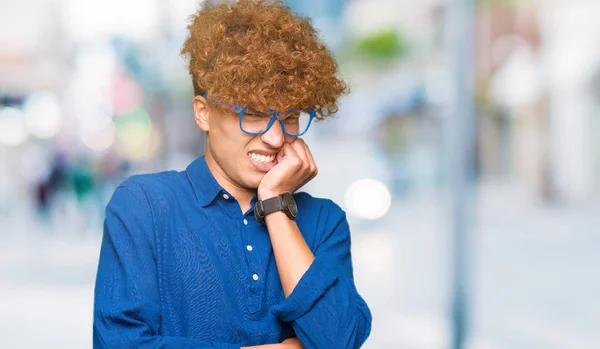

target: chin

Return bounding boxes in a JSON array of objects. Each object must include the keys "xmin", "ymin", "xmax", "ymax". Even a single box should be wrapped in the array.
[{"xmin": 245, "ymin": 174, "xmax": 264, "ymax": 190}]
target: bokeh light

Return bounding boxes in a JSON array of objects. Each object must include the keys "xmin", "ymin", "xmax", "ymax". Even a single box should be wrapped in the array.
[
  {"xmin": 0, "ymin": 107, "xmax": 29, "ymax": 146},
  {"xmin": 344, "ymin": 178, "xmax": 392, "ymax": 220},
  {"xmin": 61, "ymin": 0, "xmax": 159, "ymax": 42},
  {"xmin": 22, "ymin": 92, "xmax": 63, "ymax": 139},
  {"xmin": 113, "ymin": 108, "xmax": 161, "ymax": 160},
  {"xmin": 79, "ymin": 119, "xmax": 116, "ymax": 151}
]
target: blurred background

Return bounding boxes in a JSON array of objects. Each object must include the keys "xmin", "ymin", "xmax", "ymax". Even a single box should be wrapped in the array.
[{"xmin": 1, "ymin": 0, "xmax": 599, "ymax": 348}]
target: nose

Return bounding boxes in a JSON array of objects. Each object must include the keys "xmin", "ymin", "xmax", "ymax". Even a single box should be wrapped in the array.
[{"xmin": 260, "ymin": 118, "xmax": 286, "ymax": 148}]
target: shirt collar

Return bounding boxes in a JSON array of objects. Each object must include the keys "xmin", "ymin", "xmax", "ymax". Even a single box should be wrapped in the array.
[{"xmin": 185, "ymin": 155, "xmax": 224, "ymax": 207}]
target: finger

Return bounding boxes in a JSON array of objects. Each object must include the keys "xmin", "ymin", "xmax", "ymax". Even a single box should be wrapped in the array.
[
  {"xmin": 290, "ymin": 138, "xmax": 310, "ymax": 170},
  {"xmin": 280, "ymin": 142, "xmax": 302, "ymax": 168},
  {"xmin": 294, "ymin": 140, "xmax": 317, "ymax": 183},
  {"xmin": 295, "ymin": 144, "xmax": 317, "ymax": 189},
  {"xmin": 302, "ymin": 141, "xmax": 318, "ymax": 176}
]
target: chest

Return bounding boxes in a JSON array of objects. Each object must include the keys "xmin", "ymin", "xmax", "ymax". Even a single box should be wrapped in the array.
[{"xmin": 154, "ymin": 208, "xmax": 284, "ymax": 320}]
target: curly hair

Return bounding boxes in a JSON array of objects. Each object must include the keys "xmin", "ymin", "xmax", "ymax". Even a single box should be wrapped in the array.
[{"xmin": 180, "ymin": 0, "xmax": 348, "ymax": 119}]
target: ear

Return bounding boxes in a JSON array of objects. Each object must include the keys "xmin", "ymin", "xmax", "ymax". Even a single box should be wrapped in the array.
[{"xmin": 192, "ymin": 95, "xmax": 210, "ymax": 132}]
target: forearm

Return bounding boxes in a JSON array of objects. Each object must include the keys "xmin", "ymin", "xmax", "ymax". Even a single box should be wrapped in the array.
[
  {"xmin": 264, "ymin": 211, "xmax": 314, "ymax": 297},
  {"xmin": 274, "ymin": 277, "xmax": 372, "ymax": 349},
  {"xmin": 264, "ymin": 203, "xmax": 373, "ymax": 349}
]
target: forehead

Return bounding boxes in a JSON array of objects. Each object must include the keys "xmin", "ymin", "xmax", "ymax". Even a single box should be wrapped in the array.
[
  {"xmin": 206, "ymin": 93, "xmax": 306, "ymax": 115},
  {"xmin": 226, "ymin": 102, "xmax": 302, "ymax": 115},
  {"xmin": 212, "ymin": 93, "xmax": 311, "ymax": 113}
]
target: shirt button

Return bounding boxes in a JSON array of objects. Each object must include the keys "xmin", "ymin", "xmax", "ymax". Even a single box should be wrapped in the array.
[
  {"xmin": 243, "ymin": 219, "xmax": 248, "ymax": 225},
  {"xmin": 246, "ymin": 245, "xmax": 253, "ymax": 252},
  {"xmin": 252, "ymin": 274, "xmax": 259, "ymax": 281},
  {"xmin": 222, "ymin": 194, "xmax": 230, "ymax": 200}
]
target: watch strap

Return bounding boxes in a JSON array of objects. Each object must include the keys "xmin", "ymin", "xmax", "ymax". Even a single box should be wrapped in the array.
[
  {"xmin": 254, "ymin": 193, "xmax": 295, "ymax": 222},
  {"xmin": 261, "ymin": 195, "xmax": 286, "ymax": 216}
]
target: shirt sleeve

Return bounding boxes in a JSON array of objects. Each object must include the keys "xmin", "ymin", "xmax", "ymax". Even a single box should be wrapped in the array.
[
  {"xmin": 93, "ymin": 179, "xmax": 240, "ymax": 349},
  {"xmin": 269, "ymin": 200, "xmax": 372, "ymax": 349}
]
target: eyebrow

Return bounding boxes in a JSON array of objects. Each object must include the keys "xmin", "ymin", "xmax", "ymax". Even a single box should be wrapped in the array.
[{"xmin": 244, "ymin": 107, "xmax": 268, "ymax": 115}]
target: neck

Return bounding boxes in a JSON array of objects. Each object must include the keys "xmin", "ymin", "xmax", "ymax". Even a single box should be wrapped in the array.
[{"xmin": 204, "ymin": 150, "xmax": 256, "ymax": 213}]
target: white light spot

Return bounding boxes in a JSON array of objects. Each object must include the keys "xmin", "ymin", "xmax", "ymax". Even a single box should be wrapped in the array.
[
  {"xmin": 61, "ymin": 0, "xmax": 159, "ymax": 42},
  {"xmin": 79, "ymin": 120, "xmax": 115, "ymax": 151},
  {"xmin": 344, "ymin": 178, "xmax": 392, "ymax": 220},
  {"xmin": 0, "ymin": 107, "xmax": 28, "ymax": 146},
  {"xmin": 22, "ymin": 92, "xmax": 63, "ymax": 139}
]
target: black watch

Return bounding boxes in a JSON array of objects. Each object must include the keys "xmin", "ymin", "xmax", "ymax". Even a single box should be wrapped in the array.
[{"xmin": 254, "ymin": 193, "xmax": 298, "ymax": 222}]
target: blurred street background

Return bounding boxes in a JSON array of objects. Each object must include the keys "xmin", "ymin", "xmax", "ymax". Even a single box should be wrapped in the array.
[{"xmin": 1, "ymin": 0, "xmax": 599, "ymax": 348}]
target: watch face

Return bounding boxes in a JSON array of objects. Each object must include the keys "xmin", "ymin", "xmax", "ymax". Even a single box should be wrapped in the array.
[{"xmin": 284, "ymin": 193, "xmax": 298, "ymax": 217}]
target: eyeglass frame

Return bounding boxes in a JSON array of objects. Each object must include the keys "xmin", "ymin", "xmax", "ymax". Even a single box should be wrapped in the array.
[{"xmin": 202, "ymin": 93, "xmax": 317, "ymax": 137}]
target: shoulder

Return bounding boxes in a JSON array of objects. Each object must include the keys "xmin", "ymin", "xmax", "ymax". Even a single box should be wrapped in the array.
[
  {"xmin": 294, "ymin": 191, "xmax": 349, "ymax": 248},
  {"xmin": 120, "ymin": 170, "xmax": 185, "ymax": 192},
  {"xmin": 294, "ymin": 191, "xmax": 346, "ymax": 219},
  {"xmin": 110, "ymin": 170, "xmax": 190, "ymax": 209}
]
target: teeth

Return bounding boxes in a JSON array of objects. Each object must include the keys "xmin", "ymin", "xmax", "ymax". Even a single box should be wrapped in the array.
[{"xmin": 249, "ymin": 153, "xmax": 274, "ymax": 163}]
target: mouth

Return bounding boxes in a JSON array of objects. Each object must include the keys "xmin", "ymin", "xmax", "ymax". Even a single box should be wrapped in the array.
[
  {"xmin": 248, "ymin": 152, "xmax": 276, "ymax": 163},
  {"xmin": 248, "ymin": 151, "xmax": 277, "ymax": 172}
]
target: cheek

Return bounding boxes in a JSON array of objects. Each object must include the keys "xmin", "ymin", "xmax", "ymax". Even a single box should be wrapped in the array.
[{"xmin": 214, "ymin": 129, "xmax": 255, "ymax": 160}]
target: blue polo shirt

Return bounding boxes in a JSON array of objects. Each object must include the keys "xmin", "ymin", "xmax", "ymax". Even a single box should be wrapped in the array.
[{"xmin": 93, "ymin": 156, "xmax": 372, "ymax": 348}]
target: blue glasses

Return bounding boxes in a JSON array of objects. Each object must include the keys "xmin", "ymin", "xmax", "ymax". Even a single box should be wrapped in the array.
[{"xmin": 203, "ymin": 93, "xmax": 316, "ymax": 137}]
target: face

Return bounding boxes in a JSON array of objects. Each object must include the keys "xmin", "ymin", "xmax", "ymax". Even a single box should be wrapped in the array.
[{"xmin": 193, "ymin": 96, "xmax": 297, "ymax": 192}]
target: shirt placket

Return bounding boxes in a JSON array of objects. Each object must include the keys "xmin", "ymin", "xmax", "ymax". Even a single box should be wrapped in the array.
[{"xmin": 241, "ymin": 215, "xmax": 264, "ymax": 314}]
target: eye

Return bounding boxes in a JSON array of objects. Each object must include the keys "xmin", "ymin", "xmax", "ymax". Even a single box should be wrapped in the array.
[
  {"xmin": 282, "ymin": 111, "xmax": 300, "ymax": 122},
  {"xmin": 283, "ymin": 116, "xmax": 299, "ymax": 124},
  {"xmin": 243, "ymin": 110, "xmax": 265, "ymax": 118}
]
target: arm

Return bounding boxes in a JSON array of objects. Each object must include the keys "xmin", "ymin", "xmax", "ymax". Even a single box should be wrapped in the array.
[
  {"xmin": 94, "ymin": 180, "xmax": 240, "ymax": 349},
  {"xmin": 264, "ymin": 203, "xmax": 372, "ymax": 349},
  {"xmin": 256, "ymin": 139, "xmax": 372, "ymax": 349},
  {"xmin": 264, "ymin": 210, "xmax": 314, "ymax": 298}
]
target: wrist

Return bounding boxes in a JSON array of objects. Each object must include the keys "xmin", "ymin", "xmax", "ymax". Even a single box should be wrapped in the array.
[
  {"xmin": 263, "ymin": 210, "xmax": 289, "ymax": 223},
  {"xmin": 254, "ymin": 192, "xmax": 298, "ymax": 222},
  {"xmin": 257, "ymin": 189, "xmax": 281, "ymax": 201}
]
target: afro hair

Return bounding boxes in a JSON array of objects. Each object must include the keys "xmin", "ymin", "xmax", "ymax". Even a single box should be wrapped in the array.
[{"xmin": 181, "ymin": 0, "xmax": 348, "ymax": 119}]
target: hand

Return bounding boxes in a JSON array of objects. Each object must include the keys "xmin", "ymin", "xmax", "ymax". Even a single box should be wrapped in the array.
[
  {"xmin": 281, "ymin": 337, "xmax": 304, "ymax": 349},
  {"xmin": 257, "ymin": 138, "xmax": 318, "ymax": 200},
  {"xmin": 239, "ymin": 337, "xmax": 303, "ymax": 349}
]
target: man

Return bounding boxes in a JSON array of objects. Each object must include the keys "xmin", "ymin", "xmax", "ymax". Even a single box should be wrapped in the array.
[{"xmin": 93, "ymin": 1, "xmax": 372, "ymax": 348}]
